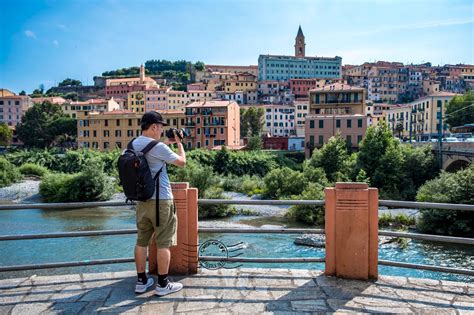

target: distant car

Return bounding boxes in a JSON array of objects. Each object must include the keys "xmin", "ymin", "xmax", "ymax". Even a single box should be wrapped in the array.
[
  {"xmin": 466, "ymin": 138, "xmax": 474, "ymax": 142},
  {"xmin": 443, "ymin": 137, "xmax": 459, "ymax": 142},
  {"xmin": 430, "ymin": 138, "xmax": 439, "ymax": 142}
]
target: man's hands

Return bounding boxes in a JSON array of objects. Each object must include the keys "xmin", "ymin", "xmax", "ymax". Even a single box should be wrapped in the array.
[{"xmin": 163, "ymin": 129, "xmax": 184, "ymax": 145}]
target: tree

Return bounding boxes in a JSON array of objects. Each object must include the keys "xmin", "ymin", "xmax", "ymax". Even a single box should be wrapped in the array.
[
  {"xmin": 64, "ymin": 92, "xmax": 79, "ymax": 101},
  {"xmin": 0, "ymin": 123, "xmax": 13, "ymax": 146},
  {"xmin": 416, "ymin": 165, "xmax": 474, "ymax": 237},
  {"xmin": 395, "ymin": 122, "xmax": 404, "ymax": 138},
  {"xmin": 445, "ymin": 91, "xmax": 474, "ymax": 128},
  {"xmin": 194, "ymin": 61, "xmax": 205, "ymax": 71},
  {"xmin": 241, "ymin": 107, "xmax": 264, "ymax": 137},
  {"xmin": 307, "ymin": 135, "xmax": 351, "ymax": 183},
  {"xmin": 58, "ymin": 78, "xmax": 82, "ymax": 87},
  {"xmin": 356, "ymin": 122, "xmax": 406, "ymax": 198},
  {"xmin": 19, "ymin": 90, "xmax": 26, "ymax": 96},
  {"xmin": 16, "ymin": 101, "xmax": 74, "ymax": 148},
  {"xmin": 247, "ymin": 135, "xmax": 262, "ymax": 150}
]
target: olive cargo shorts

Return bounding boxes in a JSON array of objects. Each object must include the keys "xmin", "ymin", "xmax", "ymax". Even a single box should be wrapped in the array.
[{"xmin": 136, "ymin": 199, "xmax": 177, "ymax": 249}]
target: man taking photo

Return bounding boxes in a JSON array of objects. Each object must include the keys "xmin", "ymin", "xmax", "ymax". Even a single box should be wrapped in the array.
[{"xmin": 130, "ymin": 111, "xmax": 186, "ymax": 296}]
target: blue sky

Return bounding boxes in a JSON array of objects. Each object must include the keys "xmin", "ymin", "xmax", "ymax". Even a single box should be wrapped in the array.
[{"xmin": 0, "ymin": 0, "xmax": 473, "ymax": 93}]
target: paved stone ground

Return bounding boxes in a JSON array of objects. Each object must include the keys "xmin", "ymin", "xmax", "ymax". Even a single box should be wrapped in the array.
[{"xmin": 0, "ymin": 268, "xmax": 472, "ymax": 314}]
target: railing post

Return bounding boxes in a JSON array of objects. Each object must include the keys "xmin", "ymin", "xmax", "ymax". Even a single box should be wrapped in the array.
[
  {"xmin": 324, "ymin": 183, "xmax": 378, "ymax": 280},
  {"xmin": 148, "ymin": 182, "xmax": 199, "ymax": 276}
]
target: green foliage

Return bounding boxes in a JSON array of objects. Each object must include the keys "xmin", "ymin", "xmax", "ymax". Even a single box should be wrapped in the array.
[
  {"xmin": 145, "ymin": 59, "xmax": 190, "ymax": 74},
  {"xmin": 55, "ymin": 149, "xmax": 104, "ymax": 174},
  {"xmin": 355, "ymin": 169, "xmax": 370, "ymax": 184},
  {"xmin": 18, "ymin": 163, "xmax": 49, "ymax": 178},
  {"xmin": 416, "ymin": 166, "xmax": 474, "ymax": 237},
  {"xmin": 302, "ymin": 164, "xmax": 330, "ymax": 187},
  {"xmin": 221, "ymin": 174, "xmax": 264, "ymax": 196},
  {"xmin": 0, "ymin": 157, "xmax": 22, "ymax": 188},
  {"xmin": 240, "ymin": 107, "xmax": 264, "ymax": 137},
  {"xmin": 286, "ymin": 183, "xmax": 325, "ymax": 225},
  {"xmin": 194, "ymin": 61, "xmax": 205, "ymax": 71},
  {"xmin": 262, "ymin": 167, "xmax": 308, "ymax": 199},
  {"xmin": 0, "ymin": 122, "xmax": 13, "ymax": 146},
  {"xmin": 19, "ymin": 90, "xmax": 26, "ymax": 96},
  {"xmin": 379, "ymin": 213, "xmax": 416, "ymax": 229},
  {"xmin": 39, "ymin": 165, "xmax": 114, "ymax": 202},
  {"xmin": 170, "ymin": 160, "xmax": 219, "ymax": 198},
  {"xmin": 6, "ymin": 148, "xmax": 59, "ymax": 169},
  {"xmin": 198, "ymin": 186, "xmax": 236, "ymax": 219},
  {"xmin": 246, "ymin": 136, "xmax": 262, "ymax": 151},
  {"xmin": 58, "ymin": 78, "xmax": 82, "ymax": 87},
  {"xmin": 445, "ymin": 91, "xmax": 474, "ymax": 128},
  {"xmin": 102, "ymin": 66, "xmax": 140, "ymax": 77},
  {"xmin": 64, "ymin": 92, "xmax": 79, "ymax": 101},
  {"xmin": 308, "ymin": 135, "xmax": 351, "ymax": 183},
  {"xmin": 16, "ymin": 101, "xmax": 74, "ymax": 148}
]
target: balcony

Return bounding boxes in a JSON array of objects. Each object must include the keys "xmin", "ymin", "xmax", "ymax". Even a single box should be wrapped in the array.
[
  {"xmin": 201, "ymin": 109, "xmax": 213, "ymax": 116},
  {"xmin": 184, "ymin": 121, "xmax": 196, "ymax": 127}
]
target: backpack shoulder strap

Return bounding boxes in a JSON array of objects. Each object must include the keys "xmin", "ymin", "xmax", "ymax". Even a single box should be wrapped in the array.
[
  {"xmin": 141, "ymin": 140, "xmax": 159, "ymax": 155},
  {"xmin": 127, "ymin": 138, "xmax": 136, "ymax": 150}
]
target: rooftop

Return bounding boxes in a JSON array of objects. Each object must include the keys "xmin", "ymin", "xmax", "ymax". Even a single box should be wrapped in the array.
[
  {"xmin": 310, "ymin": 83, "xmax": 365, "ymax": 92},
  {"xmin": 0, "ymin": 268, "xmax": 471, "ymax": 314},
  {"xmin": 185, "ymin": 100, "xmax": 237, "ymax": 108}
]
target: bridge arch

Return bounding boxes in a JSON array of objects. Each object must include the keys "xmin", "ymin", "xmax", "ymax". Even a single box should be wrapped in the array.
[{"xmin": 444, "ymin": 159, "xmax": 470, "ymax": 172}]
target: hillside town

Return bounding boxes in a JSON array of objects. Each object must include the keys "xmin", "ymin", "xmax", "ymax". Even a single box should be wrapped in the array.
[{"xmin": 1, "ymin": 26, "xmax": 472, "ymax": 154}]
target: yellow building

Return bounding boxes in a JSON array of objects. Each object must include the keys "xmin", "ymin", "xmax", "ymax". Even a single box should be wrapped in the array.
[
  {"xmin": 63, "ymin": 98, "xmax": 120, "ymax": 118},
  {"xmin": 224, "ymin": 73, "xmax": 257, "ymax": 93},
  {"xmin": 128, "ymin": 91, "xmax": 146, "ymax": 113},
  {"xmin": 386, "ymin": 92, "xmax": 459, "ymax": 141},
  {"xmin": 167, "ymin": 90, "xmax": 216, "ymax": 112},
  {"xmin": 76, "ymin": 110, "xmax": 185, "ymax": 151},
  {"xmin": 309, "ymin": 83, "xmax": 366, "ymax": 115}
]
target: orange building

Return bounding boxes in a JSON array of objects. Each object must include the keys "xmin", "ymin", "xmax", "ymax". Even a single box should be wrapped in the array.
[{"xmin": 183, "ymin": 101, "xmax": 240, "ymax": 149}]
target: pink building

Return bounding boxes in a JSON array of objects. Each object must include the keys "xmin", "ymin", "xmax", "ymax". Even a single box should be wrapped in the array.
[
  {"xmin": 184, "ymin": 100, "xmax": 240, "ymax": 149},
  {"xmin": 305, "ymin": 114, "xmax": 367, "ymax": 158},
  {"xmin": 0, "ymin": 93, "xmax": 33, "ymax": 126},
  {"xmin": 145, "ymin": 86, "xmax": 170, "ymax": 111},
  {"xmin": 187, "ymin": 83, "xmax": 206, "ymax": 91}
]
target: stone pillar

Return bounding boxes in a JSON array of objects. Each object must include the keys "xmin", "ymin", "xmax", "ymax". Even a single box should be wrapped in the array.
[
  {"xmin": 325, "ymin": 183, "xmax": 378, "ymax": 280},
  {"xmin": 148, "ymin": 182, "xmax": 199, "ymax": 276}
]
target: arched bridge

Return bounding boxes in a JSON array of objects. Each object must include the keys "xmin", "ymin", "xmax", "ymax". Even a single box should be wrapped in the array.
[{"xmin": 413, "ymin": 142, "xmax": 474, "ymax": 172}]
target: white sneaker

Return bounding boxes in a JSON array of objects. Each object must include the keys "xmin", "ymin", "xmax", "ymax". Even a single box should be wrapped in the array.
[
  {"xmin": 155, "ymin": 281, "xmax": 183, "ymax": 296},
  {"xmin": 135, "ymin": 277, "xmax": 154, "ymax": 293}
]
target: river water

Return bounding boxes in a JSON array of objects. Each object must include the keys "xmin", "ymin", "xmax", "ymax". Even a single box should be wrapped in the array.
[{"xmin": 0, "ymin": 205, "xmax": 472, "ymax": 282}]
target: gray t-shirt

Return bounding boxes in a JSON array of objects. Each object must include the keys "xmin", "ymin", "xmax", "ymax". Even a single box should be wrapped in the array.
[{"xmin": 132, "ymin": 135, "xmax": 179, "ymax": 200}]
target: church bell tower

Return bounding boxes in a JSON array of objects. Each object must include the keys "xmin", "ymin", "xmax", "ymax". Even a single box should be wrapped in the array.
[{"xmin": 295, "ymin": 25, "xmax": 305, "ymax": 58}]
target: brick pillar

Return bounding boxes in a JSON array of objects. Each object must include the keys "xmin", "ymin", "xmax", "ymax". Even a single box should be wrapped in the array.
[
  {"xmin": 325, "ymin": 183, "xmax": 378, "ymax": 280},
  {"xmin": 148, "ymin": 182, "xmax": 199, "ymax": 276}
]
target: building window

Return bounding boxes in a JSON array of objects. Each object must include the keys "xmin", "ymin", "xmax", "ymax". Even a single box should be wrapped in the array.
[
  {"xmin": 318, "ymin": 135, "xmax": 324, "ymax": 144},
  {"xmin": 319, "ymin": 120, "xmax": 324, "ymax": 128},
  {"xmin": 104, "ymin": 142, "xmax": 110, "ymax": 149},
  {"xmin": 336, "ymin": 119, "xmax": 341, "ymax": 128},
  {"xmin": 128, "ymin": 119, "xmax": 132, "ymax": 126},
  {"xmin": 105, "ymin": 120, "xmax": 108, "ymax": 127},
  {"xmin": 309, "ymin": 135, "xmax": 314, "ymax": 145},
  {"xmin": 310, "ymin": 120, "xmax": 315, "ymax": 128},
  {"xmin": 104, "ymin": 130, "xmax": 109, "ymax": 137},
  {"xmin": 93, "ymin": 130, "xmax": 97, "ymax": 137},
  {"xmin": 347, "ymin": 119, "xmax": 352, "ymax": 128},
  {"xmin": 358, "ymin": 119, "xmax": 363, "ymax": 128},
  {"xmin": 115, "ymin": 130, "xmax": 121, "ymax": 137},
  {"xmin": 346, "ymin": 135, "xmax": 352, "ymax": 146},
  {"xmin": 115, "ymin": 142, "xmax": 122, "ymax": 149},
  {"xmin": 357, "ymin": 135, "xmax": 363, "ymax": 143}
]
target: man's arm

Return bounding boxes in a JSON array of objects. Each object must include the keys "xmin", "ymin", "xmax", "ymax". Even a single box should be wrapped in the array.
[{"xmin": 164, "ymin": 130, "xmax": 186, "ymax": 168}]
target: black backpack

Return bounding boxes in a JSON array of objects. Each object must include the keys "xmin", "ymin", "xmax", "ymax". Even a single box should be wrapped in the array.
[{"xmin": 117, "ymin": 138, "xmax": 164, "ymax": 226}]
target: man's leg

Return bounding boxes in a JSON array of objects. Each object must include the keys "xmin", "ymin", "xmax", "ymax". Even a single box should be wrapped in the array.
[
  {"xmin": 134, "ymin": 245, "xmax": 148, "ymax": 273},
  {"xmin": 157, "ymin": 248, "xmax": 171, "ymax": 274}
]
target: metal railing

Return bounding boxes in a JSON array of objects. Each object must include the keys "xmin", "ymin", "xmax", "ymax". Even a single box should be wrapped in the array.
[{"xmin": 0, "ymin": 199, "xmax": 473, "ymax": 276}]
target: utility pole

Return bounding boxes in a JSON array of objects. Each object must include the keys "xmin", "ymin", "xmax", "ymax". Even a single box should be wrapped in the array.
[{"xmin": 437, "ymin": 103, "xmax": 443, "ymax": 169}]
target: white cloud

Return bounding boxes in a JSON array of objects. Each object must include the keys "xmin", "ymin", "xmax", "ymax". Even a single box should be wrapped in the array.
[
  {"xmin": 58, "ymin": 24, "xmax": 67, "ymax": 30},
  {"xmin": 53, "ymin": 40, "xmax": 59, "ymax": 46},
  {"xmin": 24, "ymin": 30, "xmax": 36, "ymax": 39}
]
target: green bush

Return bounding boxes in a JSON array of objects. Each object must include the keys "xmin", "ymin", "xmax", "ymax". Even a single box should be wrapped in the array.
[
  {"xmin": 170, "ymin": 160, "xmax": 219, "ymax": 198},
  {"xmin": 379, "ymin": 213, "xmax": 416, "ymax": 229},
  {"xmin": 6, "ymin": 148, "xmax": 59, "ymax": 169},
  {"xmin": 198, "ymin": 186, "xmax": 236, "ymax": 219},
  {"xmin": 0, "ymin": 157, "xmax": 22, "ymax": 187},
  {"xmin": 262, "ymin": 167, "xmax": 308, "ymax": 199},
  {"xmin": 286, "ymin": 183, "xmax": 326, "ymax": 225},
  {"xmin": 18, "ymin": 163, "xmax": 49, "ymax": 178},
  {"xmin": 39, "ymin": 165, "xmax": 115, "ymax": 202},
  {"xmin": 416, "ymin": 165, "xmax": 474, "ymax": 237}
]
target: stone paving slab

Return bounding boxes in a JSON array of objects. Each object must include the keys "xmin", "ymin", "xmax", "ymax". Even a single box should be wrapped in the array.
[{"xmin": 0, "ymin": 268, "xmax": 472, "ymax": 314}]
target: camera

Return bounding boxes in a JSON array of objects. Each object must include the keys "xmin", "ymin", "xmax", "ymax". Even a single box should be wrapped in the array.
[{"xmin": 165, "ymin": 128, "xmax": 188, "ymax": 141}]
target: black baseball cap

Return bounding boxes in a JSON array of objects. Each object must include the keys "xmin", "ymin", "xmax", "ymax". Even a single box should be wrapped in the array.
[{"xmin": 141, "ymin": 111, "xmax": 168, "ymax": 127}]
